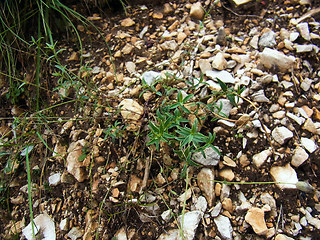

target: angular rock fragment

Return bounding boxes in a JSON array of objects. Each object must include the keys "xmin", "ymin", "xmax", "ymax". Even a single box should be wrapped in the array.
[
  {"xmin": 197, "ymin": 168, "xmax": 215, "ymax": 207},
  {"xmin": 192, "ymin": 146, "xmax": 220, "ymax": 166},
  {"xmin": 22, "ymin": 213, "xmax": 56, "ymax": 240},
  {"xmin": 271, "ymin": 126, "xmax": 293, "ymax": 145},
  {"xmin": 253, "ymin": 149, "xmax": 272, "ymax": 168},
  {"xmin": 260, "ymin": 48, "xmax": 295, "ymax": 73},
  {"xmin": 291, "ymin": 146, "xmax": 309, "ymax": 167},
  {"xmin": 214, "ymin": 215, "xmax": 233, "ymax": 240},
  {"xmin": 66, "ymin": 139, "xmax": 90, "ymax": 182},
  {"xmin": 270, "ymin": 164, "xmax": 298, "ymax": 189},
  {"xmin": 245, "ymin": 207, "xmax": 275, "ymax": 237}
]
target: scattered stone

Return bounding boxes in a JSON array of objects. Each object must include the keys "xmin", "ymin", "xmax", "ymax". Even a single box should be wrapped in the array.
[
  {"xmin": 211, "ymin": 201, "xmax": 222, "ymax": 217},
  {"xmin": 22, "ymin": 213, "xmax": 56, "ymax": 240},
  {"xmin": 223, "ymin": 156, "xmax": 237, "ymax": 167},
  {"xmin": 199, "ymin": 59, "xmax": 212, "ymax": 74},
  {"xmin": 215, "ymin": 99, "xmax": 234, "ymax": 117},
  {"xmin": 119, "ymin": 99, "xmax": 144, "ymax": 121},
  {"xmin": 302, "ymin": 118, "xmax": 318, "ymax": 134},
  {"xmin": 163, "ymin": 3, "xmax": 173, "ymax": 15},
  {"xmin": 178, "ymin": 211, "xmax": 202, "ymax": 240},
  {"xmin": 122, "ymin": 43, "xmax": 134, "ymax": 55},
  {"xmin": 296, "ymin": 22, "xmax": 311, "ymax": 41},
  {"xmin": 301, "ymin": 137, "xmax": 318, "ymax": 153},
  {"xmin": 300, "ymin": 78, "xmax": 313, "ymax": 91},
  {"xmin": 253, "ymin": 149, "xmax": 272, "ymax": 168},
  {"xmin": 141, "ymin": 71, "xmax": 161, "ymax": 86},
  {"xmin": 250, "ymin": 35, "xmax": 259, "ymax": 49},
  {"xmin": 305, "ymin": 211, "xmax": 320, "ymax": 229},
  {"xmin": 290, "ymin": 32, "xmax": 299, "ymax": 42},
  {"xmin": 245, "ymin": 207, "xmax": 274, "ymax": 237},
  {"xmin": 260, "ymin": 48, "xmax": 296, "ymax": 73},
  {"xmin": 206, "ymin": 70, "xmax": 236, "ymax": 84},
  {"xmin": 270, "ymin": 164, "xmax": 298, "ymax": 189},
  {"xmin": 212, "ymin": 52, "xmax": 227, "ymax": 70},
  {"xmin": 177, "ymin": 32, "xmax": 187, "ymax": 45},
  {"xmin": 161, "ymin": 210, "xmax": 172, "ymax": 222},
  {"xmin": 125, "ymin": 61, "xmax": 136, "ymax": 74},
  {"xmin": 67, "ymin": 227, "xmax": 83, "ymax": 240},
  {"xmin": 48, "ymin": 173, "xmax": 61, "ymax": 186},
  {"xmin": 251, "ymin": 90, "xmax": 270, "ymax": 103},
  {"xmin": 259, "ymin": 30, "xmax": 277, "ymax": 48},
  {"xmin": 177, "ymin": 188, "xmax": 192, "ymax": 202},
  {"xmin": 121, "ymin": 18, "xmax": 135, "ymax": 27},
  {"xmin": 261, "ymin": 192, "xmax": 277, "ymax": 217},
  {"xmin": 236, "ymin": 192, "xmax": 252, "ymax": 212},
  {"xmin": 192, "ymin": 146, "xmax": 220, "ymax": 166},
  {"xmin": 286, "ymin": 112, "xmax": 305, "ymax": 125},
  {"xmin": 271, "ymin": 126, "xmax": 293, "ymax": 145},
  {"xmin": 216, "ymin": 27, "xmax": 227, "ymax": 46},
  {"xmin": 219, "ymin": 168, "xmax": 235, "ymax": 181},
  {"xmin": 197, "ymin": 168, "xmax": 215, "ymax": 207},
  {"xmin": 214, "ymin": 215, "xmax": 233, "ymax": 240},
  {"xmin": 66, "ymin": 139, "xmax": 90, "ymax": 182},
  {"xmin": 295, "ymin": 44, "xmax": 318, "ymax": 53},
  {"xmin": 291, "ymin": 146, "xmax": 309, "ymax": 167},
  {"xmin": 193, "ymin": 196, "xmax": 207, "ymax": 213},
  {"xmin": 190, "ymin": 2, "xmax": 204, "ymax": 20},
  {"xmin": 160, "ymin": 40, "xmax": 178, "ymax": 51}
]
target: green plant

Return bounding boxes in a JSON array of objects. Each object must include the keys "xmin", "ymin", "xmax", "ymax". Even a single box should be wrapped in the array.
[{"xmin": 147, "ymin": 88, "xmax": 218, "ymax": 175}]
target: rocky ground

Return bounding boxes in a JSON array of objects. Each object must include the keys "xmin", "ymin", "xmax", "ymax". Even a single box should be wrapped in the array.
[{"xmin": 1, "ymin": 0, "xmax": 320, "ymax": 239}]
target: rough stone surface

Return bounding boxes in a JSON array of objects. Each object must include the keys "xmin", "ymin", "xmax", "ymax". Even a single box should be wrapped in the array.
[
  {"xmin": 66, "ymin": 139, "xmax": 90, "ymax": 182},
  {"xmin": 245, "ymin": 207, "xmax": 274, "ymax": 237},
  {"xmin": 178, "ymin": 211, "xmax": 202, "ymax": 240},
  {"xmin": 260, "ymin": 48, "xmax": 296, "ymax": 73},
  {"xmin": 301, "ymin": 137, "xmax": 318, "ymax": 153},
  {"xmin": 253, "ymin": 149, "xmax": 272, "ymax": 168},
  {"xmin": 119, "ymin": 99, "xmax": 144, "ymax": 121},
  {"xmin": 192, "ymin": 146, "xmax": 220, "ymax": 166},
  {"xmin": 197, "ymin": 168, "xmax": 215, "ymax": 207},
  {"xmin": 214, "ymin": 215, "xmax": 233, "ymax": 240},
  {"xmin": 291, "ymin": 146, "xmax": 309, "ymax": 167},
  {"xmin": 259, "ymin": 31, "xmax": 277, "ymax": 48},
  {"xmin": 271, "ymin": 126, "xmax": 293, "ymax": 145},
  {"xmin": 270, "ymin": 164, "xmax": 298, "ymax": 189}
]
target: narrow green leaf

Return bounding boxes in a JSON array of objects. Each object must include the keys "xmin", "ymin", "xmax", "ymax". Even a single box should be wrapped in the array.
[{"xmin": 216, "ymin": 78, "xmax": 227, "ymax": 92}]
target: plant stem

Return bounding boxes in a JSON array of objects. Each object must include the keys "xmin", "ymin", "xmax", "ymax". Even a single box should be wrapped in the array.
[{"xmin": 26, "ymin": 149, "xmax": 36, "ymax": 238}]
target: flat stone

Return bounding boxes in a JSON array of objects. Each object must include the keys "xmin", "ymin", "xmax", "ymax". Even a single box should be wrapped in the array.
[
  {"xmin": 250, "ymin": 35, "xmax": 259, "ymax": 49},
  {"xmin": 302, "ymin": 118, "xmax": 319, "ymax": 134},
  {"xmin": 141, "ymin": 71, "xmax": 161, "ymax": 86},
  {"xmin": 197, "ymin": 168, "xmax": 215, "ymax": 207},
  {"xmin": 295, "ymin": 44, "xmax": 318, "ymax": 53},
  {"xmin": 260, "ymin": 192, "xmax": 277, "ymax": 217},
  {"xmin": 296, "ymin": 22, "xmax": 311, "ymax": 41},
  {"xmin": 270, "ymin": 164, "xmax": 298, "ymax": 189},
  {"xmin": 177, "ymin": 32, "xmax": 187, "ymax": 45},
  {"xmin": 119, "ymin": 99, "xmax": 144, "ymax": 121},
  {"xmin": 125, "ymin": 61, "xmax": 136, "ymax": 74},
  {"xmin": 206, "ymin": 70, "xmax": 235, "ymax": 84},
  {"xmin": 211, "ymin": 201, "xmax": 222, "ymax": 217},
  {"xmin": 253, "ymin": 149, "xmax": 272, "ymax": 168},
  {"xmin": 214, "ymin": 215, "xmax": 233, "ymax": 240},
  {"xmin": 290, "ymin": 32, "xmax": 299, "ymax": 42},
  {"xmin": 305, "ymin": 211, "xmax": 320, "ymax": 229},
  {"xmin": 199, "ymin": 59, "xmax": 212, "ymax": 74},
  {"xmin": 286, "ymin": 112, "xmax": 305, "ymax": 125},
  {"xmin": 178, "ymin": 211, "xmax": 202, "ymax": 240},
  {"xmin": 121, "ymin": 18, "xmax": 135, "ymax": 27},
  {"xmin": 22, "ymin": 213, "xmax": 56, "ymax": 240},
  {"xmin": 215, "ymin": 99, "xmax": 234, "ymax": 117},
  {"xmin": 66, "ymin": 139, "xmax": 90, "ymax": 182},
  {"xmin": 219, "ymin": 168, "xmax": 234, "ymax": 181},
  {"xmin": 271, "ymin": 126, "xmax": 293, "ymax": 145},
  {"xmin": 291, "ymin": 146, "xmax": 309, "ymax": 167},
  {"xmin": 122, "ymin": 43, "xmax": 134, "ymax": 55},
  {"xmin": 301, "ymin": 137, "xmax": 318, "ymax": 153},
  {"xmin": 260, "ymin": 48, "xmax": 296, "ymax": 73},
  {"xmin": 48, "ymin": 173, "xmax": 61, "ymax": 186},
  {"xmin": 259, "ymin": 30, "xmax": 277, "ymax": 48},
  {"xmin": 251, "ymin": 90, "xmax": 270, "ymax": 103},
  {"xmin": 160, "ymin": 40, "xmax": 178, "ymax": 51},
  {"xmin": 300, "ymin": 78, "xmax": 313, "ymax": 91},
  {"xmin": 245, "ymin": 207, "xmax": 268, "ymax": 236},
  {"xmin": 193, "ymin": 196, "xmax": 207, "ymax": 213},
  {"xmin": 192, "ymin": 146, "xmax": 220, "ymax": 166}
]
